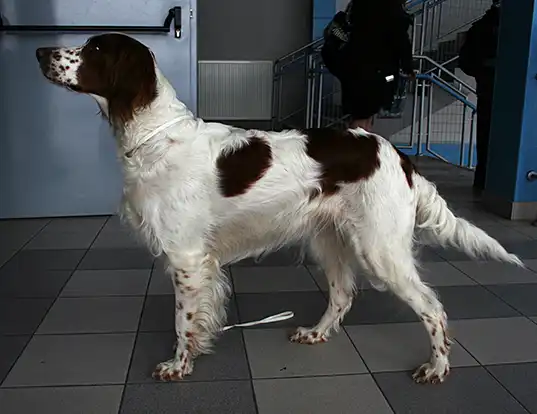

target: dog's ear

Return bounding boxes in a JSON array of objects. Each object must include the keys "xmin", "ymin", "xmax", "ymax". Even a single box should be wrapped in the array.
[{"xmin": 106, "ymin": 44, "xmax": 157, "ymax": 125}]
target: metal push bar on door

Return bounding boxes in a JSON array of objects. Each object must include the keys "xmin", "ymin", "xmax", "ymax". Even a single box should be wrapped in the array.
[{"xmin": 0, "ymin": 6, "xmax": 182, "ymax": 38}]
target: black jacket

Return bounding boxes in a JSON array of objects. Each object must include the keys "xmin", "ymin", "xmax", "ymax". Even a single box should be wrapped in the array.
[
  {"xmin": 459, "ymin": 4, "xmax": 500, "ymax": 77},
  {"xmin": 346, "ymin": 1, "xmax": 414, "ymax": 75}
]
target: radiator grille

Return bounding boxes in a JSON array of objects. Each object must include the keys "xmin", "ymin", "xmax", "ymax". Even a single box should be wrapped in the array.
[{"xmin": 198, "ymin": 61, "xmax": 274, "ymax": 120}]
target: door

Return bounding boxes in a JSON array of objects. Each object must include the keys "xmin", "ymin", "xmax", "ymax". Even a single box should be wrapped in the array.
[{"xmin": 0, "ymin": 0, "xmax": 197, "ymax": 218}]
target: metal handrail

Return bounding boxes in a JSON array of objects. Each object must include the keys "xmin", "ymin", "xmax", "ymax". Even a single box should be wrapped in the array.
[
  {"xmin": 275, "ymin": 39, "xmax": 322, "ymax": 66},
  {"xmin": 414, "ymin": 55, "xmax": 476, "ymax": 94},
  {"xmin": 417, "ymin": 74, "xmax": 476, "ymax": 110},
  {"xmin": 0, "ymin": 7, "xmax": 183, "ymax": 38},
  {"xmin": 423, "ymin": 54, "xmax": 459, "ymax": 75}
]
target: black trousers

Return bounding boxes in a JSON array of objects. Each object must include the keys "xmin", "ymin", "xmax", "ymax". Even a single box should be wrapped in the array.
[{"xmin": 474, "ymin": 71, "xmax": 495, "ymax": 190}]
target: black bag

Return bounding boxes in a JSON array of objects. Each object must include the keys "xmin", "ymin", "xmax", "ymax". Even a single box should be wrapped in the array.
[{"xmin": 321, "ymin": 1, "xmax": 353, "ymax": 78}]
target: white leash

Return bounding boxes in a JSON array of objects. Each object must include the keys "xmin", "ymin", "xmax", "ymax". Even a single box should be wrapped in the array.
[
  {"xmin": 222, "ymin": 311, "xmax": 294, "ymax": 332},
  {"xmin": 124, "ymin": 117, "xmax": 185, "ymax": 158}
]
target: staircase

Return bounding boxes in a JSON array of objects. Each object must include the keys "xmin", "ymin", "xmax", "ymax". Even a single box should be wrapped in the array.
[{"xmin": 272, "ymin": 0, "xmax": 493, "ymax": 169}]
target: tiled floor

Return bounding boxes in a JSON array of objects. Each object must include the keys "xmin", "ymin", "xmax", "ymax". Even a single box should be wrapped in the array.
[{"xmin": 1, "ymin": 158, "xmax": 537, "ymax": 413}]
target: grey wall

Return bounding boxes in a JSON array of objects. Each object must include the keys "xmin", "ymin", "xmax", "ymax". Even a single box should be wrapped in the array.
[{"xmin": 198, "ymin": 0, "xmax": 313, "ymax": 61}]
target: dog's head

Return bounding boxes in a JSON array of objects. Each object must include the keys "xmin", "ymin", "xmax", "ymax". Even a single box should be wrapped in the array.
[{"xmin": 36, "ymin": 33, "xmax": 157, "ymax": 125}]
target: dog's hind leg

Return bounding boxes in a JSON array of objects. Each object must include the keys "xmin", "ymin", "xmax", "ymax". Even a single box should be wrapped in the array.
[
  {"xmin": 152, "ymin": 250, "xmax": 231, "ymax": 381},
  {"xmin": 356, "ymin": 238, "xmax": 452, "ymax": 384},
  {"xmin": 290, "ymin": 225, "xmax": 356, "ymax": 344}
]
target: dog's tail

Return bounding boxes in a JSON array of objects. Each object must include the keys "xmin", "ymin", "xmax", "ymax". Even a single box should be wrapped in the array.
[{"xmin": 413, "ymin": 174, "xmax": 524, "ymax": 266}]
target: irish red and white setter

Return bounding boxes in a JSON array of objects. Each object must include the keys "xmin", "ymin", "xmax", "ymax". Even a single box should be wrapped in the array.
[{"xmin": 36, "ymin": 33, "xmax": 522, "ymax": 384}]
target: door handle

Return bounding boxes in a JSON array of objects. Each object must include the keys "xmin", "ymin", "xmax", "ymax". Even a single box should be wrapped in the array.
[{"xmin": 0, "ymin": 6, "xmax": 182, "ymax": 38}]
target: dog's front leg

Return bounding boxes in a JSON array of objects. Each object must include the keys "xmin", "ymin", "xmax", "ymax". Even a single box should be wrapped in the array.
[{"xmin": 152, "ymin": 250, "xmax": 230, "ymax": 381}]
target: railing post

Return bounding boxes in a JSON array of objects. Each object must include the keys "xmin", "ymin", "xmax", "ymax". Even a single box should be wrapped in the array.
[{"xmin": 459, "ymin": 105, "xmax": 467, "ymax": 167}]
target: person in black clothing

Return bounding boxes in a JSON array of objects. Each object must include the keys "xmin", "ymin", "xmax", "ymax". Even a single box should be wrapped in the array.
[
  {"xmin": 458, "ymin": 0, "xmax": 501, "ymax": 194},
  {"xmin": 324, "ymin": 0, "xmax": 415, "ymax": 131}
]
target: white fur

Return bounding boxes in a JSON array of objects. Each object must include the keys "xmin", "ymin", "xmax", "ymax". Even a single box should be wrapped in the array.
[{"xmin": 40, "ymin": 38, "xmax": 524, "ymax": 384}]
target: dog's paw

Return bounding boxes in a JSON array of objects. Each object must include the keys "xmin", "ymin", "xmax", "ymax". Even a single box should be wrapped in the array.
[
  {"xmin": 151, "ymin": 356, "xmax": 193, "ymax": 382},
  {"xmin": 289, "ymin": 327, "xmax": 328, "ymax": 345},
  {"xmin": 412, "ymin": 360, "xmax": 450, "ymax": 384}
]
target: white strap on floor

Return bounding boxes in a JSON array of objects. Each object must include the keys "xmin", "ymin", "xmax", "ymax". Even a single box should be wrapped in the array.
[{"xmin": 222, "ymin": 311, "xmax": 294, "ymax": 332}]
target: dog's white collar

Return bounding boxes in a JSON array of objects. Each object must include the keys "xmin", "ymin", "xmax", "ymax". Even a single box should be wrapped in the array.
[{"xmin": 124, "ymin": 117, "xmax": 185, "ymax": 158}]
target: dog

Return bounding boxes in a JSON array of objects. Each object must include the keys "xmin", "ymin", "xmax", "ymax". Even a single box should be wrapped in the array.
[{"xmin": 36, "ymin": 33, "xmax": 523, "ymax": 384}]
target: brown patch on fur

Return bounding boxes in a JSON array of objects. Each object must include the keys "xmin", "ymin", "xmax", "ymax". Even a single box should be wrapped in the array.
[
  {"xmin": 186, "ymin": 312, "xmax": 193, "ymax": 320},
  {"xmin": 431, "ymin": 327, "xmax": 437, "ymax": 336},
  {"xmin": 304, "ymin": 128, "xmax": 380, "ymax": 195},
  {"xmin": 185, "ymin": 331, "xmax": 193, "ymax": 338},
  {"xmin": 75, "ymin": 34, "xmax": 157, "ymax": 125},
  {"xmin": 440, "ymin": 347, "xmax": 447, "ymax": 355},
  {"xmin": 392, "ymin": 145, "xmax": 417, "ymax": 188},
  {"xmin": 216, "ymin": 136, "xmax": 272, "ymax": 197}
]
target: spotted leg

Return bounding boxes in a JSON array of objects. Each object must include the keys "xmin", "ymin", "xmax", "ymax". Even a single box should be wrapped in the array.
[
  {"xmin": 291, "ymin": 227, "xmax": 356, "ymax": 344},
  {"xmin": 152, "ymin": 251, "xmax": 230, "ymax": 381},
  {"xmin": 357, "ymin": 244, "xmax": 452, "ymax": 384}
]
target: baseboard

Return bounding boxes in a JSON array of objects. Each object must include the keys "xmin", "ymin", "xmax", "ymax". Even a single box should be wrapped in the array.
[{"xmin": 482, "ymin": 192, "xmax": 537, "ymax": 220}]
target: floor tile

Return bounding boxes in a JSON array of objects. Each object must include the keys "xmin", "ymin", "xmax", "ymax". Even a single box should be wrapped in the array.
[
  {"xmin": 3, "ymin": 249, "xmax": 86, "ymax": 271},
  {"xmin": 37, "ymin": 297, "xmax": 144, "ymax": 334},
  {"xmin": 436, "ymin": 285, "xmax": 520, "ymax": 320},
  {"xmin": 0, "ymin": 249, "xmax": 17, "ymax": 268},
  {"xmin": 254, "ymin": 375, "xmax": 393, "ymax": 414},
  {"xmin": 244, "ymin": 328, "xmax": 366, "ymax": 378},
  {"xmin": 477, "ymin": 224, "xmax": 533, "ymax": 242},
  {"xmin": 502, "ymin": 240, "xmax": 537, "ymax": 260},
  {"xmin": 451, "ymin": 317, "xmax": 537, "ymax": 365},
  {"xmin": 450, "ymin": 261, "xmax": 537, "ymax": 285},
  {"xmin": 0, "ymin": 298, "xmax": 54, "ymax": 335},
  {"xmin": 419, "ymin": 262, "xmax": 477, "ymax": 286},
  {"xmin": 91, "ymin": 228, "xmax": 143, "ymax": 249},
  {"xmin": 120, "ymin": 381, "xmax": 256, "ymax": 414},
  {"xmin": 78, "ymin": 248, "xmax": 154, "ymax": 270},
  {"xmin": 61, "ymin": 269, "xmax": 151, "ymax": 297},
  {"xmin": 0, "ymin": 219, "xmax": 49, "ymax": 251},
  {"xmin": 0, "ymin": 386, "xmax": 123, "ymax": 414},
  {"xmin": 526, "ymin": 260, "xmax": 537, "ymax": 272},
  {"xmin": 511, "ymin": 224, "xmax": 537, "ymax": 239},
  {"xmin": 147, "ymin": 266, "xmax": 173, "ymax": 295},
  {"xmin": 487, "ymin": 284, "xmax": 537, "ymax": 316},
  {"xmin": 0, "ymin": 336, "xmax": 29, "ymax": 384},
  {"xmin": 42, "ymin": 217, "xmax": 106, "ymax": 233},
  {"xmin": 416, "ymin": 246, "xmax": 447, "ymax": 262},
  {"xmin": 139, "ymin": 295, "xmax": 239, "ymax": 332},
  {"xmin": 236, "ymin": 292, "xmax": 327, "ymax": 329},
  {"xmin": 3, "ymin": 333, "xmax": 135, "ymax": 387},
  {"xmin": 24, "ymin": 231, "xmax": 98, "ymax": 250},
  {"xmin": 346, "ymin": 323, "xmax": 478, "ymax": 373},
  {"xmin": 488, "ymin": 363, "xmax": 537, "ymax": 414},
  {"xmin": 375, "ymin": 367, "xmax": 528, "ymax": 414},
  {"xmin": 0, "ymin": 269, "xmax": 72, "ymax": 298},
  {"xmin": 343, "ymin": 290, "xmax": 419, "ymax": 325},
  {"xmin": 232, "ymin": 266, "xmax": 318, "ymax": 293},
  {"xmin": 128, "ymin": 330, "xmax": 250, "ymax": 383}
]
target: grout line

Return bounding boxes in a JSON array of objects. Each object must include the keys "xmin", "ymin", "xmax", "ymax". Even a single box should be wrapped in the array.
[
  {"xmin": 230, "ymin": 266, "xmax": 260, "ymax": 414},
  {"xmin": 0, "ymin": 219, "xmax": 52, "ymax": 271},
  {"xmin": 342, "ymin": 324, "xmax": 398, "ymax": 414},
  {"xmin": 117, "ymin": 256, "xmax": 155, "ymax": 410},
  {"xmin": 0, "ymin": 216, "xmax": 109, "ymax": 387},
  {"xmin": 447, "ymin": 263, "xmax": 531, "ymax": 319},
  {"xmin": 482, "ymin": 365, "xmax": 533, "ymax": 414}
]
